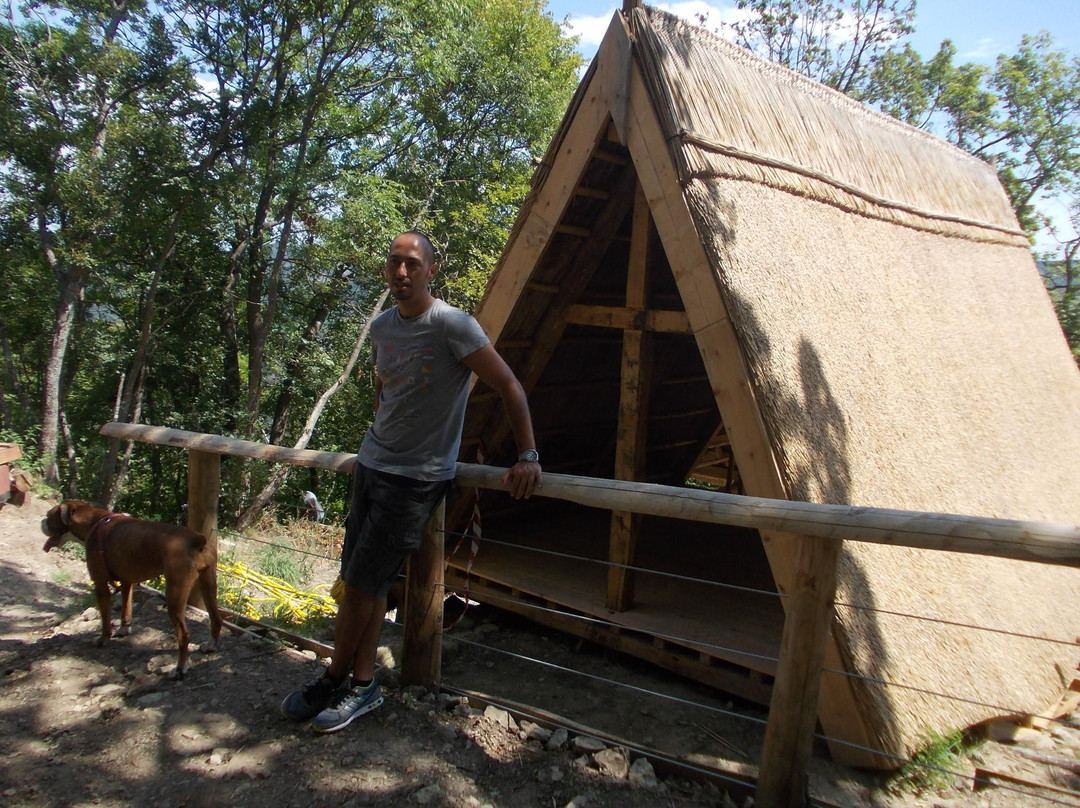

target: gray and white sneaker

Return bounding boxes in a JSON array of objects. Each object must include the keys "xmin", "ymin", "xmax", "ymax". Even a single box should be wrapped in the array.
[{"xmin": 312, "ymin": 680, "xmax": 384, "ymax": 734}]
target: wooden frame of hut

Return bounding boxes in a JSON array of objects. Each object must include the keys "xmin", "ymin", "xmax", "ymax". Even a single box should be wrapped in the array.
[{"xmin": 443, "ymin": 6, "xmax": 1080, "ymax": 767}]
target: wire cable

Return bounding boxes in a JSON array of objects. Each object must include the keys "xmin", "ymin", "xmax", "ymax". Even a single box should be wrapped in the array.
[
  {"xmin": 441, "ymin": 631, "xmax": 768, "ymax": 728},
  {"xmin": 439, "ymin": 581, "xmax": 782, "ymax": 667},
  {"xmin": 439, "ymin": 527, "xmax": 785, "ymax": 600},
  {"xmin": 833, "ymin": 600, "xmax": 1080, "ymax": 648}
]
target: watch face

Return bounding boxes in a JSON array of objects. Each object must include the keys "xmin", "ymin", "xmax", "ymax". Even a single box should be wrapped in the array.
[{"xmin": 520, "ymin": 449, "xmax": 539, "ymax": 463}]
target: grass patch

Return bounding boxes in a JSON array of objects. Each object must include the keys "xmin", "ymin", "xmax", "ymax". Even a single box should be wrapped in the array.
[
  {"xmin": 888, "ymin": 728, "xmax": 982, "ymax": 795},
  {"xmin": 255, "ymin": 540, "xmax": 308, "ymax": 587}
]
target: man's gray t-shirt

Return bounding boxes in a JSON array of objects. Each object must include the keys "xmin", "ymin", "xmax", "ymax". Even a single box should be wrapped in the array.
[{"xmin": 358, "ymin": 298, "xmax": 490, "ymax": 481}]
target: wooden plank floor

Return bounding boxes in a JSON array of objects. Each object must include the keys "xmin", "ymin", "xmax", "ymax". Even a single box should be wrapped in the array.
[{"xmin": 444, "ymin": 501, "xmax": 784, "ymax": 686}]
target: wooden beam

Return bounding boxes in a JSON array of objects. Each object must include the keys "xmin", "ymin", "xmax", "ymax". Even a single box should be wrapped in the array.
[
  {"xmin": 563, "ymin": 304, "xmax": 692, "ymax": 333},
  {"xmin": 401, "ymin": 500, "xmax": 446, "ymax": 689},
  {"xmin": 471, "ymin": 165, "xmax": 640, "ymax": 469},
  {"xmin": 593, "ymin": 148, "xmax": 630, "ymax": 165},
  {"xmin": 574, "ymin": 186, "xmax": 610, "ymax": 200},
  {"xmin": 757, "ymin": 537, "xmax": 843, "ymax": 808},
  {"xmin": 472, "ymin": 12, "xmax": 632, "ymax": 341},
  {"xmin": 618, "ymin": 41, "xmax": 881, "ymax": 771},
  {"xmin": 186, "ymin": 449, "xmax": 220, "ymax": 610},
  {"xmin": 452, "ymin": 464, "xmax": 1080, "ymax": 568},
  {"xmin": 525, "ymin": 282, "xmax": 562, "ymax": 294},
  {"xmin": 607, "ymin": 181, "xmax": 653, "ymax": 612},
  {"xmin": 555, "ymin": 224, "xmax": 591, "ymax": 238},
  {"xmin": 100, "ymin": 422, "xmax": 357, "ymax": 472}
]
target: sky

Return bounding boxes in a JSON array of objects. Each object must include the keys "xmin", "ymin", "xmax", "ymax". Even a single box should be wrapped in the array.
[
  {"xmin": 547, "ymin": 1, "xmax": 1080, "ymax": 63},
  {"xmin": 544, "ymin": 0, "xmax": 1080, "ymax": 247}
]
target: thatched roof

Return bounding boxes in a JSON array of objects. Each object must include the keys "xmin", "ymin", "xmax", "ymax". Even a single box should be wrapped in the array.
[{"xmin": 457, "ymin": 5, "xmax": 1080, "ymax": 764}]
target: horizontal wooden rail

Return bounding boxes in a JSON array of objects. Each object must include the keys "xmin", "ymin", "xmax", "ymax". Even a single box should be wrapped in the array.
[
  {"xmin": 101, "ymin": 422, "xmax": 1080, "ymax": 566},
  {"xmin": 453, "ymin": 465, "xmax": 1080, "ymax": 568},
  {"xmin": 101, "ymin": 422, "xmax": 357, "ymax": 472}
]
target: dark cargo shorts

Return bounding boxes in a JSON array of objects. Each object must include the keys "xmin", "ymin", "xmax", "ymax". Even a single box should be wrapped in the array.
[{"xmin": 341, "ymin": 463, "xmax": 450, "ymax": 596}]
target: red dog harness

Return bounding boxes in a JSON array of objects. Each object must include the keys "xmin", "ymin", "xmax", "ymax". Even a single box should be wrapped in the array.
[{"xmin": 85, "ymin": 513, "xmax": 130, "ymax": 585}]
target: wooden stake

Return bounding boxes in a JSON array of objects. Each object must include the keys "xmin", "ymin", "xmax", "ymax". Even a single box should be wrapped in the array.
[
  {"xmin": 186, "ymin": 449, "xmax": 220, "ymax": 609},
  {"xmin": 401, "ymin": 500, "xmax": 447, "ymax": 689}
]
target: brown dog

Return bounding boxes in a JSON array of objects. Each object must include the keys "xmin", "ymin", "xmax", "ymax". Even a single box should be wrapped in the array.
[{"xmin": 42, "ymin": 500, "xmax": 223, "ymax": 677}]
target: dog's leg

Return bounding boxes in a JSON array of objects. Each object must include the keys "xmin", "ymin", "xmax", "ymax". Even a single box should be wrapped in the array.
[
  {"xmin": 165, "ymin": 576, "xmax": 194, "ymax": 679},
  {"xmin": 115, "ymin": 582, "xmax": 135, "ymax": 637},
  {"xmin": 93, "ymin": 580, "xmax": 113, "ymax": 647},
  {"xmin": 195, "ymin": 564, "xmax": 223, "ymax": 653}
]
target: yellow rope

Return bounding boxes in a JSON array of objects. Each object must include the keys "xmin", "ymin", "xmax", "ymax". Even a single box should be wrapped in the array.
[{"xmin": 218, "ymin": 559, "xmax": 338, "ymax": 624}]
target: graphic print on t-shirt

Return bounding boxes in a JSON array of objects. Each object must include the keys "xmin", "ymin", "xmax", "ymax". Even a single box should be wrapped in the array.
[{"xmin": 379, "ymin": 339, "xmax": 439, "ymax": 410}]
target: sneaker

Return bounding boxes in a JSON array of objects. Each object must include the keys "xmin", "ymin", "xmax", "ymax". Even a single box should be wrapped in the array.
[
  {"xmin": 280, "ymin": 671, "xmax": 347, "ymax": 721},
  {"xmin": 312, "ymin": 680, "xmax": 384, "ymax": 734}
]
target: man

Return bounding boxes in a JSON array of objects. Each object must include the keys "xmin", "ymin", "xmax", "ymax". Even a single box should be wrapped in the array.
[
  {"xmin": 302, "ymin": 490, "xmax": 325, "ymax": 522},
  {"xmin": 281, "ymin": 231, "xmax": 542, "ymax": 733}
]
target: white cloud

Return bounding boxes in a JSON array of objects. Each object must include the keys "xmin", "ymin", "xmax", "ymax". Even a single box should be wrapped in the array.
[
  {"xmin": 562, "ymin": 3, "xmax": 748, "ymax": 51},
  {"xmin": 561, "ymin": 11, "xmax": 617, "ymax": 49},
  {"xmin": 960, "ymin": 37, "xmax": 998, "ymax": 62}
]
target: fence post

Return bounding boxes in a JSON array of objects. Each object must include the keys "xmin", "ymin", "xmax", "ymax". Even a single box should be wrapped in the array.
[
  {"xmin": 186, "ymin": 449, "xmax": 220, "ymax": 608},
  {"xmin": 756, "ymin": 536, "xmax": 843, "ymax": 808},
  {"xmin": 401, "ymin": 499, "xmax": 446, "ymax": 689}
]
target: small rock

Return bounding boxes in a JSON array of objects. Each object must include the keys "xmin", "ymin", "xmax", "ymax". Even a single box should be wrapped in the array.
[
  {"xmin": 483, "ymin": 705, "xmax": 518, "ymax": 732},
  {"xmin": 90, "ymin": 683, "xmax": 126, "ymax": 698},
  {"xmin": 208, "ymin": 748, "xmax": 231, "ymax": 765},
  {"xmin": 572, "ymin": 735, "xmax": 606, "ymax": 753},
  {"xmin": 593, "ymin": 748, "xmax": 629, "ymax": 779},
  {"xmin": 546, "ymin": 727, "xmax": 569, "ymax": 750},
  {"xmin": 1012, "ymin": 728, "xmax": 1055, "ymax": 750},
  {"xmin": 628, "ymin": 757, "xmax": 657, "ymax": 786},
  {"xmin": 136, "ymin": 692, "xmax": 166, "ymax": 708},
  {"xmin": 522, "ymin": 721, "xmax": 552, "ymax": 742},
  {"xmin": 414, "ymin": 784, "xmax": 442, "ymax": 804},
  {"xmin": 453, "ymin": 702, "xmax": 473, "ymax": 717}
]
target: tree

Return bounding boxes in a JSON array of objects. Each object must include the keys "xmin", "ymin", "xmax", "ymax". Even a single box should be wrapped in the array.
[
  {"xmin": 0, "ymin": 0, "xmax": 194, "ymax": 485},
  {"xmin": 725, "ymin": 0, "xmax": 915, "ymax": 95}
]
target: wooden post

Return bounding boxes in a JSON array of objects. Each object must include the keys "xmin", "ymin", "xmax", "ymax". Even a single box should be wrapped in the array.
[
  {"xmin": 607, "ymin": 181, "xmax": 653, "ymax": 611},
  {"xmin": 401, "ymin": 499, "xmax": 446, "ymax": 689},
  {"xmin": 186, "ymin": 449, "xmax": 220, "ymax": 608},
  {"xmin": 755, "ymin": 535, "xmax": 843, "ymax": 808}
]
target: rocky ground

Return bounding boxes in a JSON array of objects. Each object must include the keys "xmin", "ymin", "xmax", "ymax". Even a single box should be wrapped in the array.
[{"xmin": 2, "ymin": 495, "xmax": 1079, "ymax": 808}]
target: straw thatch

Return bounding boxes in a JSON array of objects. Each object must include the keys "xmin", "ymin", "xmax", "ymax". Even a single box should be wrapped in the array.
[{"xmin": 454, "ymin": 5, "xmax": 1080, "ymax": 765}]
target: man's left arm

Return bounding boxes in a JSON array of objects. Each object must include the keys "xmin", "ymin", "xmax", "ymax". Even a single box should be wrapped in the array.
[{"xmin": 461, "ymin": 344, "xmax": 542, "ymax": 499}]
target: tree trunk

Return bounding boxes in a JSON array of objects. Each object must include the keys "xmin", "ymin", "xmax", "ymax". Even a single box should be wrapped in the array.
[
  {"xmin": 40, "ymin": 267, "xmax": 83, "ymax": 485},
  {"xmin": 98, "ymin": 226, "xmax": 178, "ymax": 501},
  {"xmin": 236, "ymin": 288, "xmax": 389, "ymax": 529}
]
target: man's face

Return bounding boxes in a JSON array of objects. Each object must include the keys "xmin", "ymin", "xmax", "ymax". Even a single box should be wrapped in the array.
[{"xmin": 383, "ymin": 233, "xmax": 435, "ymax": 303}]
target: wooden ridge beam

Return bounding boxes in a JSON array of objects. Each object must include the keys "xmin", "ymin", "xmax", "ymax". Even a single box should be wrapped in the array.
[{"xmin": 563, "ymin": 304, "xmax": 692, "ymax": 334}]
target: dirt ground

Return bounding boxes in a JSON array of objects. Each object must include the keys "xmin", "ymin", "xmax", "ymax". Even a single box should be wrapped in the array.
[{"xmin": 3, "ymin": 495, "xmax": 1080, "ymax": 808}]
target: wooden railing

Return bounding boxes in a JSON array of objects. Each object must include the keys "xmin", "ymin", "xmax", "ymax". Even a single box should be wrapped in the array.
[{"xmin": 100, "ymin": 422, "xmax": 1080, "ymax": 808}]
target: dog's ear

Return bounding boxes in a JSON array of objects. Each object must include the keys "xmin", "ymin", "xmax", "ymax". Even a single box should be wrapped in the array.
[{"xmin": 59, "ymin": 502, "xmax": 70, "ymax": 525}]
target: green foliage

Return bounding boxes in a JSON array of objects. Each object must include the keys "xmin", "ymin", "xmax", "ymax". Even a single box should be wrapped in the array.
[
  {"xmin": 888, "ymin": 728, "xmax": 982, "ymax": 795},
  {"xmin": 1, "ymin": 0, "xmax": 580, "ymax": 511}
]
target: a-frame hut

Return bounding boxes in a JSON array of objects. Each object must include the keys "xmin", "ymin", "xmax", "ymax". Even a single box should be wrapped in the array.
[{"xmin": 445, "ymin": 5, "xmax": 1080, "ymax": 766}]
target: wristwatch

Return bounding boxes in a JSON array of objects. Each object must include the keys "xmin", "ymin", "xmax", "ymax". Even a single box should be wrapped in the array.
[{"xmin": 518, "ymin": 449, "xmax": 540, "ymax": 464}]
